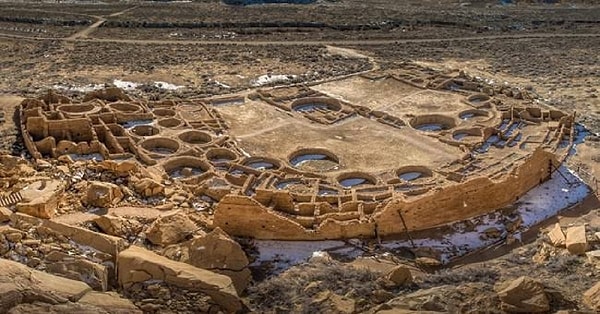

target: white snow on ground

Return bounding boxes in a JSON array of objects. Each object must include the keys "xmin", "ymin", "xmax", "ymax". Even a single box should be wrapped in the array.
[
  {"xmin": 68, "ymin": 153, "xmax": 104, "ymax": 162},
  {"xmin": 251, "ymin": 74, "xmax": 297, "ymax": 87},
  {"xmin": 253, "ymin": 165, "xmax": 590, "ymax": 270},
  {"xmin": 153, "ymin": 81, "xmax": 185, "ymax": 90},
  {"xmin": 517, "ymin": 165, "xmax": 589, "ymax": 227},
  {"xmin": 213, "ymin": 80, "xmax": 231, "ymax": 89},
  {"xmin": 52, "ymin": 84, "xmax": 104, "ymax": 93},
  {"xmin": 252, "ymin": 240, "xmax": 357, "ymax": 273},
  {"xmin": 54, "ymin": 79, "xmax": 185, "ymax": 92},
  {"xmin": 113, "ymin": 79, "xmax": 140, "ymax": 90}
]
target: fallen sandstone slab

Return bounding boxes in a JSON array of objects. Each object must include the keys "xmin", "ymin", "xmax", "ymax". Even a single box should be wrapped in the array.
[{"xmin": 118, "ymin": 245, "xmax": 242, "ymax": 313}]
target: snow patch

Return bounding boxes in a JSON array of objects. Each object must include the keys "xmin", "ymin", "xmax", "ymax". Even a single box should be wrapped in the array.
[{"xmin": 251, "ymin": 74, "xmax": 297, "ymax": 87}]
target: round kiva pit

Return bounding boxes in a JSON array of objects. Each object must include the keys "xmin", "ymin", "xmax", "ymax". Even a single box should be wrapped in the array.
[
  {"xmin": 467, "ymin": 93, "xmax": 491, "ymax": 105},
  {"xmin": 288, "ymin": 148, "xmax": 339, "ymax": 172},
  {"xmin": 178, "ymin": 130, "xmax": 212, "ymax": 145},
  {"xmin": 205, "ymin": 148, "xmax": 238, "ymax": 164},
  {"xmin": 410, "ymin": 114, "xmax": 456, "ymax": 132},
  {"xmin": 275, "ymin": 178, "xmax": 313, "ymax": 193},
  {"xmin": 291, "ymin": 97, "xmax": 342, "ymax": 113},
  {"xmin": 139, "ymin": 137, "xmax": 180, "ymax": 155},
  {"xmin": 57, "ymin": 103, "xmax": 100, "ymax": 116},
  {"xmin": 242, "ymin": 157, "xmax": 281, "ymax": 171},
  {"xmin": 158, "ymin": 118, "xmax": 183, "ymax": 128},
  {"xmin": 459, "ymin": 109, "xmax": 489, "ymax": 121},
  {"xmin": 130, "ymin": 125, "xmax": 159, "ymax": 137},
  {"xmin": 153, "ymin": 108, "xmax": 177, "ymax": 117},
  {"xmin": 452, "ymin": 128, "xmax": 483, "ymax": 142},
  {"xmin": 337, "ymin": 172, "xmax": 377, "ymax": 189},
  {"xmin": 163, "ymin": 156, "xmax": 210, "ymax": 179},
  {"xmin": 396, "ymin": 166, "xmax": 433, "ymax": 182},
  {"xmin": 109, "ymin": 102, "xmax": 142, "ymax": 113}
]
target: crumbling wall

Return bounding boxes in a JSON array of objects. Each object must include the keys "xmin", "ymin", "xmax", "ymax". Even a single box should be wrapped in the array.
[{"xmin": 214, "ymin": 148, "xmax": 558, "ymax": 240}]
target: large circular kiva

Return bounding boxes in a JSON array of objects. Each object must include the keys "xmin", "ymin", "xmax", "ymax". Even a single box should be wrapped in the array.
[
  {"xmin": 130, "ymin": 125, "xmax": 159, "ymax": 137},
  {"xmin": 337, "ymin": 172, "xmax": 377, "ymax": 189},
  {"xmin": 178, "ymin": 130, "xmax": 212, "ymax": 145},
  {"xmin": 139, "ymin": 137, "xmax": 180, "ymax": 155},
  {"xmin": 288, "ymin": 148, "xmax": 339, "ymax": 172},
  {"xmin": 109, "ymin": 102, "xmax": 142, "ymax": 113},
  {"xmin": 291, "ymin": 97, "xmax": 342, "ymax": 113},
  {"xmin": 396, "ymin": 166, "xmax": 433, "ymax": 182},
  {"xmin": 163, "ymin": 156, "xmax": 210, "ymax": 179},
  {"xmin": 410, "ymin": 114, "xmax": 456, "ymax": 132},
  {"xmin": 242, "ymin": 157, "xmax": 281, "ymax": 170}
]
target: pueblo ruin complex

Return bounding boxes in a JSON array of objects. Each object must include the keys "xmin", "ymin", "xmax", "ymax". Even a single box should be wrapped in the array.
[{"xmin": 19, "ymin": 64, "xmax": 577, "ymax": 241}]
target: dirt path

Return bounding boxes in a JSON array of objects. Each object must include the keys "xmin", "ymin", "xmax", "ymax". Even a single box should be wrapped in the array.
[
  {"xmin": 1, "ymin": 31, "xmax": 599, "ymax": 46},
  {"xmin": 66, "ymin": 6, "xmax": 138, "ymax": 40}
]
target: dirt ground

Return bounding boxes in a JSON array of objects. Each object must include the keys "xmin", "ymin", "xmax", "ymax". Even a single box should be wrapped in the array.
[{"xmin": 1, "ymin": 0, "xmax": 600, "ymax": 313}]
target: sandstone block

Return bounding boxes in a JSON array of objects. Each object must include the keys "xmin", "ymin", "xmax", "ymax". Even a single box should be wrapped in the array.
[
  {"xmin": 186, "ymin": 227, "xmax": 251, "ymax": 294},
  {"xmin": 565, "ymin": 225, "xmax": 587, "ymax": 255},
  {"xmin": 583, "ymin": 281, "xmax": 600, "ymax": 311},
  {"xmin": 386, "ymin": 265, "xmax": 413, "ymax": 286},
  {"xmin": 145, "ymin": 210, "xmax": 197, "ymax": 246},
  {"xmin": 118, "ymin": 245, "xmax": 242, "ymax": 312},
  {"xmin": 85, "ymin": 181, "xmax": 123, "ymax": 208},
  {"xmin": 496, "ymin": 276, "xmax": 549, "ymax": 313},
  {"xmin": 547, "ymin": 223, "xmax": 566, "ymax": 247},
  {"xmin": 16, "ymin": 179, "xmax": 65, "ymax": 218}
]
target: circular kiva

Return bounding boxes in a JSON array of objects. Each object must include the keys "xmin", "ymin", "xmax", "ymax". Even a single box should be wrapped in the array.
[
  {"xmin": 153, "ymin": 108, "xmax": 177, "ymax": 117},
  {"xmin": 158, "ymin": 117, "xmax": 184, "ymax": 128},
  {"xmin": 288, "ymin": 148, "xmax": 339, "ymax": 172},
  {"xmin": 178, "ymin": 130, "xmax": 213, "ymax": 145},
  {"xmin": 452, "ymin": 128, "xmax": 483, "ymax": 142},
  {"xmin": 205, "ymin": 148, "xmax": 239, "ymax": 164},
  {"xmin": 290, "ymin": 97, "xmax": 342, "ymax": 113},
  {"xmin": 336, "ymin": 172, "xmax": 377, "ymax": 189},
  {"xmin": 410, "ymin": 114, "xmax": 456, "ymax": 132},
  {"xmin": 459, "ymin": 109, "xmax": 489, "ymax": 121},
  {"xmin": 109, "ymin": 102, "xmax": 143, "ymax": 113},
  {"xmin": 162, "ymin": 156, "xmax": 211, "ymax": 179},
  {"xmin": 242, "ymin": 156, "xmax": 282, "ymax": 171},
  {"xmin": 139, "ymin": 137, "xmax": 180, "ymax": 155},
  {"xmin": 57, "ymin": 103, "xmax": 101, "ymax": 117},
  {"xmin": 467, "ymin": 93, "xmax": 491, "ymax": 105},
  {"xmin": 130, "ymin": 125, "xmax": 159, "ymax": 137},
  {"xmin": 396, "ymin": 166, "xmax": 433, "ymax": 182}
]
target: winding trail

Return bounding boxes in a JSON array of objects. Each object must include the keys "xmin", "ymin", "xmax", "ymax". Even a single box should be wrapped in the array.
[{"xmin": 1, "ymin": 30, "xmax": 599, "ymax": 46}]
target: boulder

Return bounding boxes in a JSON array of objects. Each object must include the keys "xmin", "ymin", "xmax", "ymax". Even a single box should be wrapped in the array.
[
  {"xmin": 496, "ymin": 276, "xmax": 549, "ymax": 313},
  {"xmin": 46, "ymin": 257, "xmax": 109, "ymax": 291},
  {"xmin": 85, "ymin": 182, "xmax": 123, "ymax": 208},
  {"xmin": 145, "ymin": 211, "xmax": 197, "ymax": 246},
  {"xmin": 547, "ymin": 223, "xmax": 566, "ymax": 247},
  {"xmin": 118, "ymin": 246, "xmax": 242, "ymax": 312},
  {"xmin": 95, "ymin": 160, "xmax": 138, "ymax": 177},
  {"xmin": 309, "ymin": 251, "xmax": 334, "ymax": 264},
  {"xmin": 386, "ymin": 265, "xmax": 413, "ymax": 286},
  {"xmin": 94, "ymin": 215, "xmax": 141, "ymax": 237},
  {"xmin": 565, "ymin": 225, "xmax": 588, "ymax": 255},
  {"xmin": 0, "ymin": 258, "xmax": 92, "ymax": 312},
  {"xmin": 12, "ymin": 213, "xmax": 126, "ymax": 262},
  {"xmin": 186, "ymin": 227, "xmax": 251, "ymax": 294},
  {"xmin": 78, "ymin": 291, "xmax": 141, "ymax": 313},
  {"xmin": 0, "ymin": 206, "xmax": 12, "ymax": 222},
  {"xmin": 583, "ymin": 281, "xmax": 600, "ymax": 311},
  {"xmin": 16, "ymin": 179, "xmax": 65, "ymax": 218},
  {"xmin": 133, "ymin": 178, "xmax": 164, "ymax": 197}
]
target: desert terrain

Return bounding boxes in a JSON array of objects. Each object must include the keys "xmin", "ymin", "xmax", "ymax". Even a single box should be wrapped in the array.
[{"xmin": 0, "ymin": 0, "xmax": 600, "ymax": 313}]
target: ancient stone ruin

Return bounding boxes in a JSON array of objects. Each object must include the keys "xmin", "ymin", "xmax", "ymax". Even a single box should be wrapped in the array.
[{"xmin": 19, "ymin": 64, "xmax": 577, "ymax": 241}]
